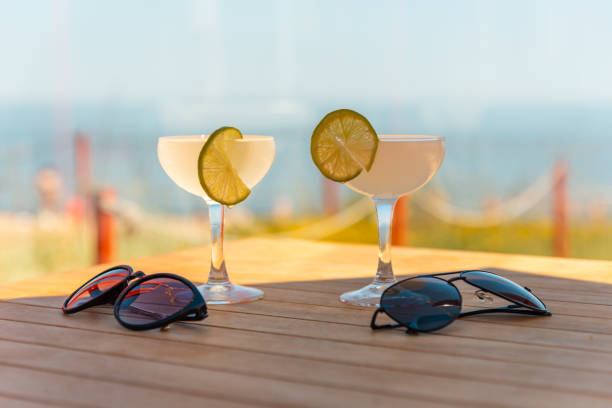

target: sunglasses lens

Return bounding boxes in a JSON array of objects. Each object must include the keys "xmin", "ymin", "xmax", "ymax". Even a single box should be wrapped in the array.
[
  {"xmin": 381, "ymin": 277, "xmax": 461, "ymax": 332},
  {"xmin": 64, "ymin": 267, "xmax": 130, "ymax": 311},
  {"xmin": 116, "ymin": 277, "xmax": 194, "ymax": 326},
  {"xmin": 462, "ymin": 271, "xmax": 546, "ymax": 311}
]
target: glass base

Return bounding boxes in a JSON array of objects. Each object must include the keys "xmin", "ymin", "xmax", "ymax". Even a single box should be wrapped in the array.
[
  {"xmin": 197, "ymin": 283, "xmax": 263, "ymax": 305},
  {"xmin": 339, "ymin": 281, "xmax": 396, "ymax": 307}
]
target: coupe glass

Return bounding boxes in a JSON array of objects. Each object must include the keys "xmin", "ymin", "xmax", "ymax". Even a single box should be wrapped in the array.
[
  {"xmin": 341, "ymin": 135, "xmax": 445, "ymax": 307},
  {"xmin": 158, "ymin": 135, "xmax": 275, "ymax": 304}
]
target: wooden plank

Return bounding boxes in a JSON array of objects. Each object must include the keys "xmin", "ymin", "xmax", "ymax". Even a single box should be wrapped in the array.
[
  {"xmin": 3, "ymin": 293, "xmax": 612, "ymax": 358},
  {"xmin": 10, "ymin": 283, "xmax": 612, "ymax": 324},
  {"xmin": 256, "ymin": 275, "xmax": 612, "ymax": 304},
  {"xmin": 4, "ymin": 298, "xmax": 612, "ymax": 357},
  {"xmin": 246, "ymin": 286, "xmax": 612, "ymax": 320},
  {"xmin": 0, "ymin": 340, "xmax": 444, "ymax": 408},
  {"xmin": 7, "ymin": 301, "xmax": 612, "ymax": 360},
  {"xmin": 0, "ymin": 321, "xmax": 456, "ymax": 406},
  {"xmin": 0, "ymin": 321, "xmax": 610, "ymax": 408},
  {"xmin": 0, "ymin": 394, "xmax": 58, "ymax": 408},
  {"xmin": 1, "ymin": 304, "xmax": 612, "ymax": 399},
  {"xmin": 207, "ymin": 300, "xmax": 612, "ymax": 341},
  {"xmin": 255, "ymin": 285, "xmax": 612, "ymax": 326},
  {"xmin": 0, "ymin": 365, "xmax": 250, "ymax": 408},
  {"xmin": 10, "ymin": 291, "xmax": 612, "ymax": 339}
]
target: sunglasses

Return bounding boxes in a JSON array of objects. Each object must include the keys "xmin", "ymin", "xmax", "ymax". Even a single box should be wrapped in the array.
[
  {"xmin": 62, "ymin": 265, "xmax": 208, "ymax": 331},
  {"xmin": 371, "ymin": 270, "xmax": 551, "ymax": 333}
]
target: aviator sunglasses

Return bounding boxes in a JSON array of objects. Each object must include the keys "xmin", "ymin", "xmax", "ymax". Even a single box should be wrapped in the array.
[
  {"xmin": 62, "ymin": 265, "xmax": 207, "ymax": 330},
  {"xmin": 371, "ymin": 270, "xmax": 551, "ymax": 333}
]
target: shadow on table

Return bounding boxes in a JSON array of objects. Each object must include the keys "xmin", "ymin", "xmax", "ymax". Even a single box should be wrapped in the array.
[
  {"xmin": 2, "ymin": 266, "xmax": 611, "ymax": 335},
  {"xmin": 249, "ymin": 266, "xmax": 612, "ymax": 331}
]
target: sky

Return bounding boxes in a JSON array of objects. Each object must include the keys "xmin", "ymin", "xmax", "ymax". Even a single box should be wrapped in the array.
[
  {"xmin": 1, "ymin": 0, "xmax": 612, "ymax": 107},
  {"xmin": 1, "ymin": 0, "xmax": 612, "ymax": 215}
]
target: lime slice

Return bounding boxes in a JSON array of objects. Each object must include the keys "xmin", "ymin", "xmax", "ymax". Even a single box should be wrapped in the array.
[
  {"xmin": 198, "ymin": 127, "xmax": 251, "ymax": 206},
  {"xmin": 311, "ymin": 109, "xmax": 378, "ymax": 182}
]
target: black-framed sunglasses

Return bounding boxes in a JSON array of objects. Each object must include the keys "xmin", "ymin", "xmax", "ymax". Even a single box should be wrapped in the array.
[
  {"xmin": 62, "ymin": 265, "xmax": 208, "ymax": 331},
  {"xmin": 371, "ymin": 270, "xmax": 551, "ymax": 334}
]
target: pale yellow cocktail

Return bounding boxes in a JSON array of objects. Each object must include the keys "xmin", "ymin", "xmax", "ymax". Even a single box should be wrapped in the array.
[
  {"xmin": 346, "ymin": 135, "xmax": 444, "ymax": 199},
  {"xmin": 158, "ymin": 135, "xmax": 275, "ymax": 201}
]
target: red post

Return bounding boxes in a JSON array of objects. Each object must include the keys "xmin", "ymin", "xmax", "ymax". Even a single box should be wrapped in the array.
[
  {"xmin": 392, "ymin": 196, "xmax": 410, "ymax": 246},
  {"xmin": 322, "ymin": 177, "xmax": 340, "ymax": 216},
  {"xmin": 95, "ymin": 188, "xmax": 117, "ymax": 264},
  {"xmin": 552, "ymin": 160, "xmax": 570, "ymax": 257},
  {"xmin": 74, "ymin": 132, "xmax": 91, "ymax": 197},
  {"xmin": 67, "ymin": 132, "xmax": 92, "ymax": 223}
]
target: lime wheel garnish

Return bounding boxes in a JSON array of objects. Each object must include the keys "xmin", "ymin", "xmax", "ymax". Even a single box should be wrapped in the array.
[
  {"xmin": 198, "ymin": 127, "xmax": 251, "ymax": 206},
  {"xmin": 311, "ymin": 109, "xmax": 378, "ymax": 182}
]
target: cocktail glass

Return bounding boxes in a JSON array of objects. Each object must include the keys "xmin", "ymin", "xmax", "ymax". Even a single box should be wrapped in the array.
[
  {"xmin": 340, "ymin": 135, "xmax": 445, "ymax": 307},
  {"xmin": 158, "ymin": 135, "xmax": 275, "ymax": 304}
]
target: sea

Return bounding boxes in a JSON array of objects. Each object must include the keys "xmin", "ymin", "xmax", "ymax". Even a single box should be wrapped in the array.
[{"xmin": 1, "ymin": 99, "xmax": 611, "ymax": 218}]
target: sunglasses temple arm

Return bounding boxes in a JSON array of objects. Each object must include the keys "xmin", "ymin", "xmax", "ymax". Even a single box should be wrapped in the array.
[
  {"xmin": 181, "ymin": 306, "xmax": 208, "ymax": 321},
  {"xmin": 459, "ymin": 306, "xmax": 551, "ymax": 318},
  {"xmin": 370, "ymin": 308, "xmax": 402, "ymax": 330}
]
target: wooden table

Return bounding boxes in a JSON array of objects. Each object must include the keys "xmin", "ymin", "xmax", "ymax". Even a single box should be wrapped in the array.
[{"xmin": 1, "ymin": 238, "xmax": 611, "ymax": 408}]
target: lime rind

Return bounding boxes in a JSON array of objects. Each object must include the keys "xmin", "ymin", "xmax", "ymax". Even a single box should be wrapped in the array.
[
  {"xmin": 311, "ymin": 109, "xmax": 378, "ymax": 182},
  {"xmin": 198, "ymin": 126, "xmax": 251, "ymax": 206}
]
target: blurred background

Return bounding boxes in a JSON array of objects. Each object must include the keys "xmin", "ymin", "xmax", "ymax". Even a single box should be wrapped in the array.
[{"xmin": 2, "ymin": 0, "xmax": 611, "ymax": 282}]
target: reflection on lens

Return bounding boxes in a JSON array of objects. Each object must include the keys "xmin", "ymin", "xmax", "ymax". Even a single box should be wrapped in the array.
[
  {"xmin": 64, "ymin": 267, "xmax": 130, "ymax": 311},
  {"xmin": 381, "ymin": 277, "xmax": 461, "ymax": 332},
  {"xmin": 116, "ymin": 278, "xmax": 194, "ymax": 326},
  {"xmin": 462, "ymin": 271, "xmax": 546, "ymax": 311}
]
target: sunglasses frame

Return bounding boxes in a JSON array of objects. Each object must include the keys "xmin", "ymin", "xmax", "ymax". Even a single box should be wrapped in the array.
[
  {"xmin": 371, "ymin": 270, "xmax": 551, "ymax": 334},
  {"xmin": 113, "ymin": 272, "xmax": 207, "ymax": 331},
  {"xmin": 62, "ymin": 265, "xmax": 207, "ymax": 331},
  {"xmin": 62, "ymin": 265, "xmax": 142, "ymax": 314}
]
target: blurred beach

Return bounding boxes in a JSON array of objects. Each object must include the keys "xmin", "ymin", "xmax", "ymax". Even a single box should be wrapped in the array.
[{"xmin": 2, "ymin": 101, "xmax": 612, "ymax": 215}]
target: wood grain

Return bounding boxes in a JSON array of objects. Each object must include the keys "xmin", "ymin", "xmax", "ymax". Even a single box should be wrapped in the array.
[{"xmin": 1, "ymin": 238, "xmax": 612, "ymax": 407}]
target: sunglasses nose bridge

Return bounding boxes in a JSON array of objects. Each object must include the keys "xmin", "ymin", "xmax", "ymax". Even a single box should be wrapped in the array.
[{"xmin": 130, "ymin": 271, "xmax": 146, "ymax": 279}]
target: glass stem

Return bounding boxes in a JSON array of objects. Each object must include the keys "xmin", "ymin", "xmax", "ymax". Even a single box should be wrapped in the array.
[
  {"xmin": 207, "ymin": 202, "xmax": 230, "ymax": 285},
  {"xmin": 373, "ymin": 198, "xmax": 397, "ymax": 285}
]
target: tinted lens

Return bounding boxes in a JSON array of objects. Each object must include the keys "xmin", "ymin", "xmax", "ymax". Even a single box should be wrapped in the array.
[
  {"xmin": 462, "ymin": 271, "xmax": 546, "ymax": 311},
  {"xmin": 381, "ymin": 277, "xmax": 462, "ymax": 331},
  {"xmin": 64, "ymin": 267, "xmax": 130, "ymax": 310},
  {"xmin": 116, "ymin": 278, "xmax": 194, "ymax": 326}
]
